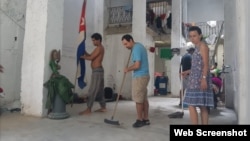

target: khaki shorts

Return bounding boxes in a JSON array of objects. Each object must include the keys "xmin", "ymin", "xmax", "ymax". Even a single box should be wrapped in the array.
[{"xmin": 132, "ymin": 76, "xmax": 150, "ymax": 103}]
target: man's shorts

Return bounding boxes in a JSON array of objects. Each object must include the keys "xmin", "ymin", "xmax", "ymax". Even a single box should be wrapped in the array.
[
  {"xmin": 182, "ymin": 75, "xmax": 189, "ymax": 89},
  {"xmin": 132, "ymin": 75, "xmax": 150, "ymax": 103}
]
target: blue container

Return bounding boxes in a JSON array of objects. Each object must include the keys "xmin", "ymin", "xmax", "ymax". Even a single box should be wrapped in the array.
[
  {"xmin": 183, "ymin": 103, "xmax": 188, "ymax": 108},
  {"xmin": 154, "ymin": 76, "xmax": 168, "ymax": 95}
]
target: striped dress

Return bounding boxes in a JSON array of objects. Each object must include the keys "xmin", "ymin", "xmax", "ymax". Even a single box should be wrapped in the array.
[{"xmin": 183, "ymin": 46, "xmax": 214, "ymax": 107}]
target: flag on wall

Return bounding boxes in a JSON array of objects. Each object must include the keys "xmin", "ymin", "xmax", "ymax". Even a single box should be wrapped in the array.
[{"xmin": 76, "ymin": 0, "xmax": 87, "ymax": 89}]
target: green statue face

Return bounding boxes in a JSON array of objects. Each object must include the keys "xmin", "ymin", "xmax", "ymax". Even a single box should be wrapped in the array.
[{"xmin": 51, "ymin": 50, "xmax": 60, "ymax": 62}]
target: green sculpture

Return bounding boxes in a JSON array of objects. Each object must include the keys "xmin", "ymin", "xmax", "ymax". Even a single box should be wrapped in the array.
[{"xmin": 44, "ymin": 49, "xmax": 74, "ymax": 119}]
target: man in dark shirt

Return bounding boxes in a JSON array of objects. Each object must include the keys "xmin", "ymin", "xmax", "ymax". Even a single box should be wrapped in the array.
[{"xmin": 179, "ymin": 47, "xmax": 194, "ymax": 106}]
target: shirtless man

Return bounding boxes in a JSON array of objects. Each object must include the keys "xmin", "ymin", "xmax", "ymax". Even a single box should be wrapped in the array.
[{"xmin": 79, "ymin": 33, "xmax": 106, "ymax": 115}]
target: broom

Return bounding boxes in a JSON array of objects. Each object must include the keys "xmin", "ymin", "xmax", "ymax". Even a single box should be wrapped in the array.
[
  {"xmin": 168, "ymin": 66, "xmax": 185, "ymax": 118},
  {"xmin": 104, "ymin": 51, "xmax": 132, "ymax": 125}
]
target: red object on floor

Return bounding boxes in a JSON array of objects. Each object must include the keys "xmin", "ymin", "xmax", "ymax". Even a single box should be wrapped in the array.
[{"xmin": 0, "ymin": 87, "xmax": 3, "ymax": 93}]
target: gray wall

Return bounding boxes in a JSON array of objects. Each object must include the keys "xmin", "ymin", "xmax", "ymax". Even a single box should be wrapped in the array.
[
  {"xmin": 224, "ymin": 0, "xmax": 236, "ymax": 110},
  {"xmin": 224, "ymin": 0, "xmax": 250, "ymax": 124},
  {"xmin": 187, "ymin": 0, "xmax": 224, "ymax": 22}
]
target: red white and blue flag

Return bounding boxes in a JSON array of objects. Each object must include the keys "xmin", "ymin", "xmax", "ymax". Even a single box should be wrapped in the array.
[{"xmin": 76, "ymin": 0, "xmax": 87, "ymax": 89}]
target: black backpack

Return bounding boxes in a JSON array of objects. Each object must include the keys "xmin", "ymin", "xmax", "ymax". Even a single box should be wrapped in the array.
[
  {"xmin": 104, "ymin": 87, "xmax": 113, "ymax": 99},
  {"xmin": 104, "ymin": 87, "xmax": 117, "ymax": 102}
]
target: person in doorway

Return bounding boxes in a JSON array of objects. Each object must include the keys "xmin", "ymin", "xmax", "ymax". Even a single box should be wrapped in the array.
[
  {"xmin": 182, "ymin": 26, "xmax": 214, "ymax": 125},
  {"xmin": 179, "ymin": 47, "xmax": 194, "ymax": 106},
  {"xmin": 166, "ymin": 12, "xmax": 172, "ymax": 29},
  {"xmin": 210, "ymin": 62, "xmax": 217, "ymax": 70},
  {"xmin": 121, "ymin": 34, "xmax": 150, "ymax": 128},
  {"xmin": 146, "ymin": 7, "xmax": 155, "ymax": 26},
  {"xmin": 210, "ymin": 62, "xmax": 220, "ymax": 77},
  {"xmin": 79, "ymin": 33, "xmax": 106, "ymax": 115},
  {"xmin": 211, "ymin": 73, "xmax": 222, "ymax": 108}
]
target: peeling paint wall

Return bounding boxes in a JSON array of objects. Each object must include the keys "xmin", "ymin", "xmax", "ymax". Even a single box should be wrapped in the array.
[{"xmin": 0, "ymin": 0, "xmax": 27, "ymax": 108}]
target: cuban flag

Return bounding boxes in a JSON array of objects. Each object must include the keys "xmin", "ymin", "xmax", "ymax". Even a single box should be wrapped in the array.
[{"xmin": 76, "ymin": 0, "xmax": 87, "ymax": 89}]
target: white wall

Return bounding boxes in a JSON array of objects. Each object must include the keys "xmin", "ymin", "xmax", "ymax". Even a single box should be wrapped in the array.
[
  {"xmin": 236, "ymin": 0, "xmax": 250, "ymax": 124},
  {"xmin": 187, "ymin": 0, "xmax": 224, "ymax": 22},
  {"xmin": 21, "ymin": 0, "xmax": 65, "ymax": 116},
  {"xmin": 0, "ymin": 0, "xmax": 26, "ymax": 108},
  {"xmin": 154, "ymin": 48, "xmax": 166, "ymax": 73},
  {"xmin": 224, "ymin": 0, "xmax": 236, "ymax": 110},
  {"xmin": 215, "ymin": 44, "xmax": 224, "ymax": 69},
  {"xmin": 170, "ymin": 0, "xmax": 182, "ymax": 96},
  {"xmin": 109, "ymin": 0, "xmax": 132, "ymax": 7},
  {"xmin": 104, "ymin": 34, "xmax": 132, "ymax": 98},
  {"xmin": 145, "ymin": 34, "xmax": 155, "ymax": 96},
  {"xmin": 224, "ymin": 0, "xmax": 250, "ymax": 124},
  {"xmin": 61, "ymin": 0, "xmax": 104, "ymax": 95}
]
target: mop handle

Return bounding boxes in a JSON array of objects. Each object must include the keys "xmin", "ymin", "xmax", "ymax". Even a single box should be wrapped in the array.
[
  {"xmin": 180, "ymin": 66, "xmax": 183, "ymax": 92},
  {"xmin": 111, "ymin": 51, "xmax": 132, "ymax": 118},
  {"xmin": 180, "ymin": 65, "xmax": 185, "ymax": 112}
]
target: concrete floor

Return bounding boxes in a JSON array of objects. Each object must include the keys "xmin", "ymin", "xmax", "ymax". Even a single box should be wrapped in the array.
[{"xmin": 0, "ymin": 96, "xmax": 237, "ymax": 141}]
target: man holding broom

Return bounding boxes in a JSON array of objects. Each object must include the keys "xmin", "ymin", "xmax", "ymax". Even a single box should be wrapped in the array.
[{"xmin": 121, "ymin": 34, "xmax": 150, "ymax": 128}]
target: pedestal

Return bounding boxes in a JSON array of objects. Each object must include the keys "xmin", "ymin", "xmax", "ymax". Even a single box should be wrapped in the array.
[{"xmin": 48, "ymin": 94, "xmax": 70, "ymax": 119}]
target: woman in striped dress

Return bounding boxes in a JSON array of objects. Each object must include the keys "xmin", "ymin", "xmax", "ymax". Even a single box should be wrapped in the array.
[{"xmin": 182, "ymin": 26, "xmax": 214, "ymax": 125}]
